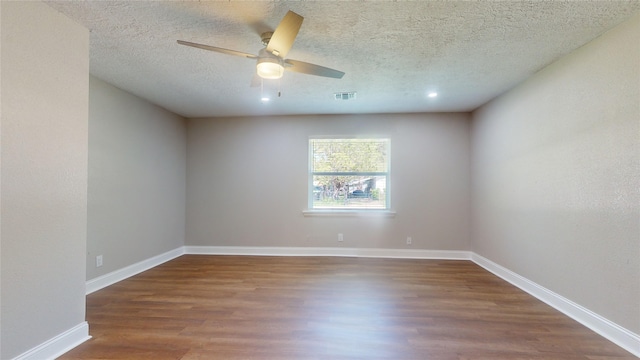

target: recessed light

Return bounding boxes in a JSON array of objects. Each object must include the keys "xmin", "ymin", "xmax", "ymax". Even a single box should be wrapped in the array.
[
  {"xmin": 427, "ymin": 92, "xmax": 438, "ymax": 98},
  {"xmin": 261, "ymin": 97, "xmax": 270, "ymax": 103}
]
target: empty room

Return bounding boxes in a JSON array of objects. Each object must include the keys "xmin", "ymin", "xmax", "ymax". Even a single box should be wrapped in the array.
[{"xmin": 1, "ymin": 1, "xmax": 638, "ymax": 359}]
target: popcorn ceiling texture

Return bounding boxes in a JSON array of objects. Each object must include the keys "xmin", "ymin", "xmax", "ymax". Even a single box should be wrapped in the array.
[{"xmin": 46, "ymin": 1, "xmax": 639, "ymax": 118}]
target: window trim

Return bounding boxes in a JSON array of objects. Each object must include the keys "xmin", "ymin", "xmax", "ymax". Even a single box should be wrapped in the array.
[
  {"xmin": 302, "ymin": 209, "xmax": 396, "ymax": 217},
  {"xmin": 307, "ymin": 137, "xmax": 391, "ymax": 212}
]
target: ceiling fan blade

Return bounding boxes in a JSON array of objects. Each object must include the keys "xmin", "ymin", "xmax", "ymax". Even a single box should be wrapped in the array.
[
  {"xmin": 284, "ymin": 59, "xmax": 345, "ymax": 79},
  {"xmin": 265, "ymin": 11, "xmax": 303, "ymax": 58},
  {"xmin": 177, "ymin": 40, "xmax": 258, "ymax": 59}
]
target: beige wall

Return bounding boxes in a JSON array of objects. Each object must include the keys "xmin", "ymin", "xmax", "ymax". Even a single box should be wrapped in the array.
[
  {"xmin": 187, "ymin": 113, "xmax": 471, "ymax": 251},
  {"xmin": 471, "ymin": 14, "xmax": 639, "ymax": 333},
  {"xmin": 88, "ymin": 76, "xmax": 187, "ymax": 280},
  {"xmin": 0, "ymin": 2, "xmax": 89, "ymax": 358}
]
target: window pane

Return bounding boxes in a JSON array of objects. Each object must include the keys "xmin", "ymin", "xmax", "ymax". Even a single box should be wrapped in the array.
[
  {"xmin": 312, "ymin": 139, "xmax": 389, "ymax": 173},
  {"xmin": 312, "ymin": 175, "xmax": 387, "ymax": 209}
]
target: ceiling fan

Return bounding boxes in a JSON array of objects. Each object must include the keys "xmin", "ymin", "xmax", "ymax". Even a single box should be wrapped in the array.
[{"xmin": 177, "ymin": 10, "xmax": 345, "ymax": 82}]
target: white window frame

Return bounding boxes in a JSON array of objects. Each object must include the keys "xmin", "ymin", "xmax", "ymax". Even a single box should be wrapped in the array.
[{"xmin": 306, "ymin": 137, "xmax": 391, "ymax": 214}]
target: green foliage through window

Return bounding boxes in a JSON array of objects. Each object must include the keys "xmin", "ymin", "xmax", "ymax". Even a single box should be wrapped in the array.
[{"xmin": 309, "ymin": 138, "xmax": 389, "ymax": 210}]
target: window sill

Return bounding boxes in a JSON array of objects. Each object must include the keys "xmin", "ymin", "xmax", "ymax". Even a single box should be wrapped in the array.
[{"xmin": 302, "ymin": 209, "xmax": 396, "ymax": 218}]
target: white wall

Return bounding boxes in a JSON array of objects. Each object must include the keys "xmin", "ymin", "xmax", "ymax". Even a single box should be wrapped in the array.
[
  {"xmin": 88, "ymin": 76, "xmax": 187, "ymax": 280},
  {"xmin": 1, "ymin": 2, "xmax": 90, "ymax": 358},
  {"xmin": 471, "ymin": 13, "xmax": 639, "ymax": 334},
  {"xmin": 187, "ymin": 113, "xmax": 471, "ymax": 251}
]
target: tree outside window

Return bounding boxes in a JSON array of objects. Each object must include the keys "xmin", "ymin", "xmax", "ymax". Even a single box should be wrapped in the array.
[{"xmin": 309, "ymin": 138, "xmax": 389, "ymax": 210}]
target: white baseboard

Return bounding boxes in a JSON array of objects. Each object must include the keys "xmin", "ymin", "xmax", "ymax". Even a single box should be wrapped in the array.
[
  {"xmin": 12, "ymin": 322, "xmax": 90, "ymax": 360},
  {"xmin": 85, "ymin": 247, "xmax": 184, "ymax": 294},
  {"xmin": 471, "ymin": 253, "xmax": 640, "ymax": 358},
  {"xmin": 184, "ymin": 245, "xmax": 471, "ymax": 260}
]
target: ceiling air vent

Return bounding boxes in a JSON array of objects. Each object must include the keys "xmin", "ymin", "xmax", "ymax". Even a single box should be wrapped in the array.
[{"xmin": 334, "ymin": 92, "xmax": 356, "ymax": 100}]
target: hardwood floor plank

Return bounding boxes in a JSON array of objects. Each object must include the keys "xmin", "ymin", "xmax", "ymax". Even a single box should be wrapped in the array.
[{"xmin": 59, "ymin": 255, "xmax": 635, "ymax": 359}]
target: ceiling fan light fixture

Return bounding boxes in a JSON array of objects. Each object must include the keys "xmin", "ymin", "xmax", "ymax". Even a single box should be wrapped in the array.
[{"xmin": 257, "ymin": 57, "xmax": 284, "ymax": 79}]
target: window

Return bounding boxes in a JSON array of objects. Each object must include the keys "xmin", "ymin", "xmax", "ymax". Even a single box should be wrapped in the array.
[{"xmin": 309, "ymin": 138, "xmax": 390, "ymax": 210}]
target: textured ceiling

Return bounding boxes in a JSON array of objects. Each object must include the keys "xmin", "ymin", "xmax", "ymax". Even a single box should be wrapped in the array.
[{"xmin": 46, "ymin": 1, "xmax": 639, "ymax": 118}]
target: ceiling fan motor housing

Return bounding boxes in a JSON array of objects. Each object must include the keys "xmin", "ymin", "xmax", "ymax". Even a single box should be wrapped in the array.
[{"xmin": 261, "ymin": 32, "xmax": 274, "ymax": 46}]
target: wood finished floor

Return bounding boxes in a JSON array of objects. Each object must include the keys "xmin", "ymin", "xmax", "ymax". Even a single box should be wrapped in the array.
[{"xmin": 60, "ymin": 255, "xmax": 635, "ymax": 360}]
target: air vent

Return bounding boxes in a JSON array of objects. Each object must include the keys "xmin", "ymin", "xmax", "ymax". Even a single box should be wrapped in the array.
[{"xmin": 334, "ymin": 92, "xmax": 356, "ymax": 100}]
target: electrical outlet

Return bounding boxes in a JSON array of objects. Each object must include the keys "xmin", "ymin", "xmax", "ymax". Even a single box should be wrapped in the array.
[
  {"xmin": 338, "ymin": 233, "xmax": 344, "ymax": 242},
  {"xmin": 96, "ymin": 255, "xmax": 103, "ymax": 267},
  {"xmin": 406, "ymin": 237, "xmax": 412, "ymax": 245}
]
